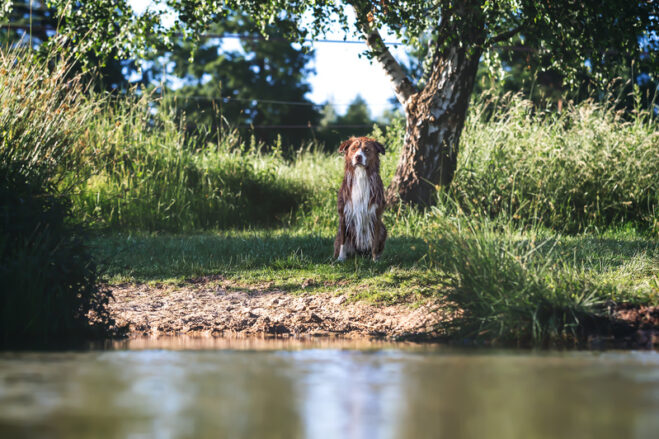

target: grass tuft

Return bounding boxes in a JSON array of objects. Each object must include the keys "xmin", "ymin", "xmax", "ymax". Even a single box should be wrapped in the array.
[{"xmin": 426, "ymin": 209, "xmax": 622, "ymax": 345}]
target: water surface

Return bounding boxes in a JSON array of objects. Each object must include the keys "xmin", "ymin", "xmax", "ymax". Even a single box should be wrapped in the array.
[{"xmin": 1, "ymin": 337, "xmax": 658, "ymax": 439}]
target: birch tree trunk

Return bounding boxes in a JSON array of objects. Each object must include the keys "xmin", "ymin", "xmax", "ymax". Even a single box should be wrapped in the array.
[
  {"xmin": 360, "ymin": 3, "xmax": 485, "ymax": 206},
  {"xmin": 386, "ymin": 42, "xmax": 483, "ymax": 205}
]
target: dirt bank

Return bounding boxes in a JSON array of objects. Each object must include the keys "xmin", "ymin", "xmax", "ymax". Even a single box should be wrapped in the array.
[
  {"xmin": 108, "ymin": 277, "xmax": 452, "ymax": 340},
  {"xmin": 107, "ymin": 278, "xmax": 659, "ymax": 347}
]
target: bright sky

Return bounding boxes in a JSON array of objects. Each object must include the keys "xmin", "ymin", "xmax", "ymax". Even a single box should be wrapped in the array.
[{"xmin": 128, "ymin": 0, "xmax": 405, "ymax": 117}]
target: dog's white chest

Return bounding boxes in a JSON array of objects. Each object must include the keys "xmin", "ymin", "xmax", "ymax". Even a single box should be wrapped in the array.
[{"xmin": 345, "ymin": 167, "xmax": 376, "ymax": 251}]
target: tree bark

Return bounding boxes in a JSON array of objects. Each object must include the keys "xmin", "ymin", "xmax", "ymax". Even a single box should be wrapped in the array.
[
  {"xmin": 385, "ymin": 41, "xmax": 483, "ymax": 205},
  {"xmin": 355, "ymin": 1, "xmax": 486, "ymax": 206}
]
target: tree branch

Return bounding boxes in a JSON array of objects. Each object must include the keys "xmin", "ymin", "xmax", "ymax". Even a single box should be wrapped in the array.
[
  {"xmin": 486, "ymin": 24, "xmax": 523, "ymax": 46},
  {"xmin": 353, "ymin": 9, "xmax": 417, "ymax": 106}
]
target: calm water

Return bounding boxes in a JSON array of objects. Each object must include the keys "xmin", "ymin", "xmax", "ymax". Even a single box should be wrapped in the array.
[{"xmin": 1, "ymin": 337, "xmax": 658, "ymax": 439}]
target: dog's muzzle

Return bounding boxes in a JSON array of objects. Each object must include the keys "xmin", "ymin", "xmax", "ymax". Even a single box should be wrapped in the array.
[{"xmin": 352, "ymin": 151, "xmax": 367, "ymax": 167}]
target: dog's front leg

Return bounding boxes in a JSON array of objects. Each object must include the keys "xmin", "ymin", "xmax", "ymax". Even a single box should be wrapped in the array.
[
  {"xmin": 372, "ymin": 218, "xmax": 381, "ymax": 261},
  {"xmin": 335, "ymin": 217, "xmax": 348, "ymax": 261}
]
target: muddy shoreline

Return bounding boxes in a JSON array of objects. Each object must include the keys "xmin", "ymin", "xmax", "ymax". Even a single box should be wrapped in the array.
[
  {"xmin": 108, "ymin": 279, "xmax": 453, "ymax": 341},
  {"xmin": 107, "ymin": 279, "xmax": 659, "ymax": 348}
]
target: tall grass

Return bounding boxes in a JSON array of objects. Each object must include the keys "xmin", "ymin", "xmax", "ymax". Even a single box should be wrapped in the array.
[
  {"xmin": 424, "ymin": 208, "xmax": 620, "ymax": 345},
  {"xmin": 61, "ymin": 81, "xmax": 659, "ymax": 235},
  {"xmin": 0, "ymin": 49, "xmax": 112, "ymax": 346},
  {"xmin": 72, "ymin": 97, "xmax": 312, "ymax": 230},
  {"xmin": 0, "ymin": 49, "xmax": 98, "ymax": 187},
  {"xmin": 452, "ymin": 93, "xmax": 659, "ymax": 232}
]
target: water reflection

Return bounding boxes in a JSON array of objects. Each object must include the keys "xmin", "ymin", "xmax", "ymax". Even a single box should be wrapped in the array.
[
  {"xmin": 0, "ymin": 342, "xmax": 658, "ymax": 439},
  {"xmin": 395, "ymin": 354, "xmax": 659, "ymax": 438}
]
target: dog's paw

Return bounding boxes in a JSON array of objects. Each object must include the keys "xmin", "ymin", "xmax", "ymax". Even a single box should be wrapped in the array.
[
  {"xmin": 372, "ymin": 254, "xmax": 381, "ymax": 262},
  {"xmin": 337, "ymin": 256, "xmax": 346, "ymax": 262}
]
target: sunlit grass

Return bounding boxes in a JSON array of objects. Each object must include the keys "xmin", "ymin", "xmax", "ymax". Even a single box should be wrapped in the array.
[{"xmin": 2, "ymin": 46, "xmax": 657, "ymax": 346}]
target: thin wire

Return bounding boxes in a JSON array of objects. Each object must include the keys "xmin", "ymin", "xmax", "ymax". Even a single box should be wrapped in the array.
[
  {"xmin": 167, "ymin": 95, "xmax": 394, "ymax": 107},
  {"xmin": 196, "ymin": 32, "xmax": 403, "ymax": 46},
  {"xmin": 243, "ymin": 124, "xmax": 376, "ymax": 129}
]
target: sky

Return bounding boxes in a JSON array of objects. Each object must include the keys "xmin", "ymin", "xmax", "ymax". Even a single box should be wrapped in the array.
[{"xmin": 128, "ymin": 0, "xmax": 407, "ymax": 117}]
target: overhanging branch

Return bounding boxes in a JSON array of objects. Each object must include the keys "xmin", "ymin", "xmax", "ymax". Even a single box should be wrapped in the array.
[
  {"xmin": 486, "ymin": 24, "xmax": 523, "ymax": 46},
  {"xmin": 352, "ymin": 8, "xmax": 417, "ymax": 106}
]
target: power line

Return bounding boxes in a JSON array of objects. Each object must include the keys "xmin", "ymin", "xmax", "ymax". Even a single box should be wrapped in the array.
[
  {"xmin": 174, "ymin": 95, "xmax": 322, "ymax": 106},
  {"xmin": 165, "ymin": 95, "xmax": 395, "ymax": 107},
  {"xmin": 244, "ymin": 124, "xmax": 377, "ymax": 129},
  {"xmin": 196, "ymin": 32, "xmax": 403, "ymax": 46}
]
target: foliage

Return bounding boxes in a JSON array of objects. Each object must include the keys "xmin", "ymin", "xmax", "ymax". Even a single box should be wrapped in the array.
[
  {"xmin": 140, "ymin": 12, "xmax": 321, "ymax": 148},
  {"xmin": 0, "ymin": 49, "xmax": 113, "ymax": 346},
  {"xmin": 16, "ymin": 1, "xmax": 656, "ymax": 96},
  {"xmin": 0, "ymin": 0, "xmax": 133, "ymax": 91}
]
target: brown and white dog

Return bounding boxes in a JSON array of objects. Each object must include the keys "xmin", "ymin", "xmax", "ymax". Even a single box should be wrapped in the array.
[{"xmin": 334, "ymin": 136, "xmax": 387, "ymax": 261}]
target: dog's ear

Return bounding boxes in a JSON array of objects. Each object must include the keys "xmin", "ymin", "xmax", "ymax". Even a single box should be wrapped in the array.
[
  {"xmin": 373, "ymin": 141, "xmax": 385, "ymax": 155},
  {"xmin": 338, "ymin": 139, "xmax": 352, "ymax": 155}
]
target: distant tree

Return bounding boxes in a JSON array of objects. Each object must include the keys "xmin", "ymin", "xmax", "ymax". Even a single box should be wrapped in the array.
[
  {"xmin": 12, "ymin": 1, "xmax": 658, "ymax": 205},
  {"xmin": 317, "ymin": 95, "xmax": 376, "ymax": 149},
  {"xmin": 0, "ymin": 0, "xmax": 55, "ymax": 47},
  {"xmin": 0, "ymin": 0, "xmax": 131, "ymax": 92},
  {"xmin": 139, "ymin": 13, "xmax": 320, "ymax": 147},
  {"xmin": 339, "ymin": 95, "xmax": 372, "ymax": 128}
]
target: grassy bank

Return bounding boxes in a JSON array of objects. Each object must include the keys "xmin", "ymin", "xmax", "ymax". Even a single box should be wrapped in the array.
[
  {"xmin": 75, "ymin": 76, "xmax": 659, "ymax": 345},
  {"xmin": 2, "ymin": 49, "xmax": 658, "ymax": 346},
  {"xmin": 91, "ymin": 221, "xmax": 658, "ymax": 344}
]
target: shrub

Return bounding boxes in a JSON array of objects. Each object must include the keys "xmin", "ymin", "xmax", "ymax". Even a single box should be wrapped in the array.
[
  {"xmin": 0, "ymin": 50, "xmax": 112, "ymax": 346},
  {"xmin": 0, "ymin": 166, "xmax": 112, "ymax": 345}
]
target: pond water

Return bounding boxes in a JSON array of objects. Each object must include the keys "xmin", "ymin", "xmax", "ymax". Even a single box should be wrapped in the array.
[{"xmin": 1, "ymin": 337, "xmax": 658, "ymax": 439}]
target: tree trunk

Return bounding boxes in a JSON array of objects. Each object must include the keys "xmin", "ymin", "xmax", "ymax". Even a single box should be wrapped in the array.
[
  {"xmin": 385, "ymin": 42, "xmax": 483, "ymax": 206},
  {"xmin": 355, "ymin": 1, "xmax": 486, "ymax": 206}
]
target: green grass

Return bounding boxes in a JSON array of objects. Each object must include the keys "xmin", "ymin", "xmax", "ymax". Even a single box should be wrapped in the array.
[
  {"xmin": 424, "ymin": 209, "xmax": 657, "ymax": 344},
  {"xmin": 90, "ymin": 225, "xmax": 658, "ymax": 301},
  {"xmin": 91, "ymin": 229, "xmax": 438, "ymax": 305},
  {"xmin": 2, "ymin": 48, "xmax": 658, "ymax": 346},
  {"xmin": 0, "ymin": 49, "xmax": 113, "ymax": 346}
]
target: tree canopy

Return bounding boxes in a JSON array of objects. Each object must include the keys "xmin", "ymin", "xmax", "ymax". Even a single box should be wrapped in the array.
[
  {"xmin": 140, "ymin": 12, "xmax": 320, "ymax": 147},
  {"xmin": 10, "ymin": 1, "xmax": 653, "ymax": 95}
]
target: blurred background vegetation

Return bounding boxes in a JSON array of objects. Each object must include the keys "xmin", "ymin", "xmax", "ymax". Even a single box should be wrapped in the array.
[{"xmin": 3, "ymin": 0, "xmax": 656, "ymax": 152}]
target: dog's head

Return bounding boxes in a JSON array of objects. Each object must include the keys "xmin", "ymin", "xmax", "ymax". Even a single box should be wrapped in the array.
[{"xmin": 338, "ymin": 137, "xmax": 385, "ymax": 170}]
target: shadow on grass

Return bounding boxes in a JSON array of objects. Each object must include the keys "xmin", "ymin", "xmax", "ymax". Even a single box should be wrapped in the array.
[
  {"xmin": 91, "ymin": 232, "xmax": 431, "ymax": 284},
  {"xmin": 553, "ymin": 237, "xmax": 658, "ymax": 269},
  {"xmin": 90, "ymin": 231, "xmax": 657, "ymax": 308}
]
